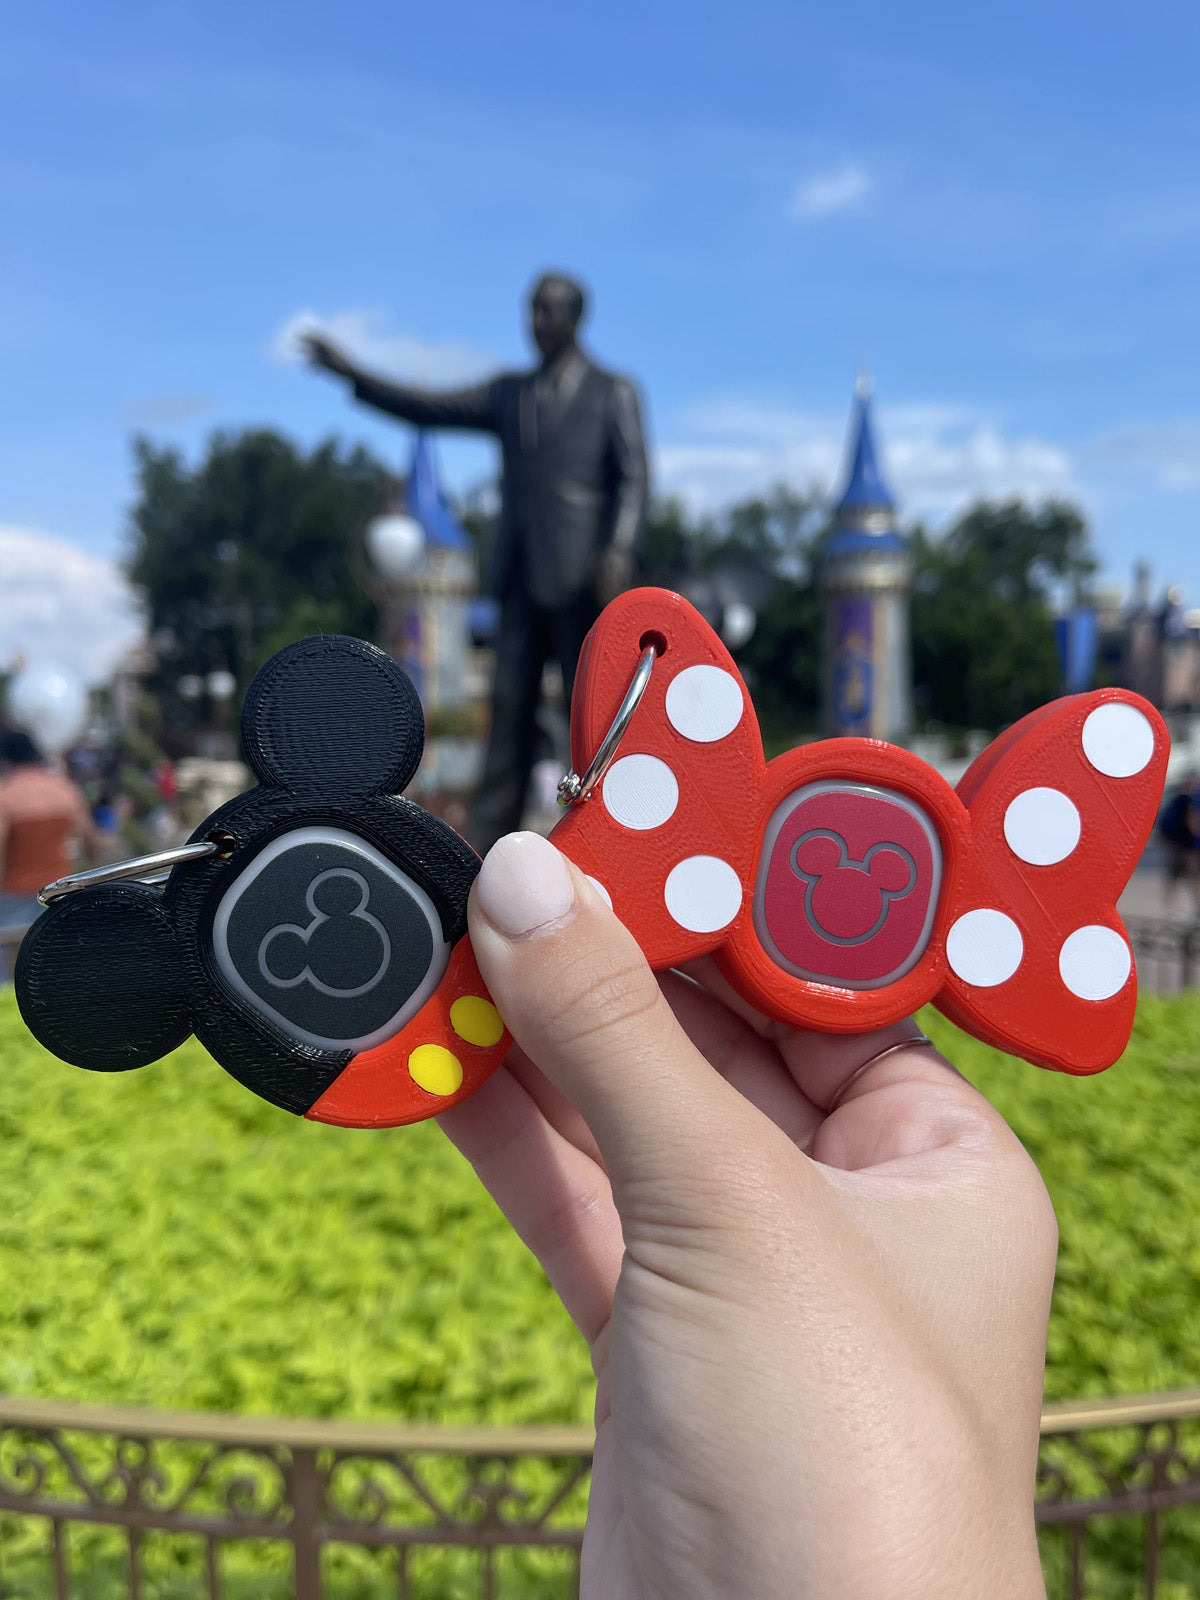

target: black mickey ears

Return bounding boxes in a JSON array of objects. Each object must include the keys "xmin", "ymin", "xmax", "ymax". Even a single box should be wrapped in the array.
[
  {"xmin": 241, "ymin": 635, "xmax": 425, "ymax": 800},
  {"xmin": 15, "ymin": 635, "xmax": 482, "ymax": 1120},
  {"xmin": 16, "ymin": 883, "xmax": 192, "ymax": 1072}
]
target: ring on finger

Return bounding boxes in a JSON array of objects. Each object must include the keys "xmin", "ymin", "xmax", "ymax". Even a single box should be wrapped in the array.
[{"xmin": 826, "ymin": 1033, "xmax": 936, "ymax": 1114}]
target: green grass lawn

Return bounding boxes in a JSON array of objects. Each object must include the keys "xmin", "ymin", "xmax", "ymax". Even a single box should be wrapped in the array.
[
  {"xmin": 928, "ymin": 992, "xmax": 1200, "ymax": 1403},
  {"xmin": 2, "ymin": 983, "xmax": 1200, "ymax": 1416},
  {"xmin": 0, "ymin": 985, "xmax": 591, "ymax": 1424}
]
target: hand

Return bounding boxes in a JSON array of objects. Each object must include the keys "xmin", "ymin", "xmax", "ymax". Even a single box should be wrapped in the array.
[
  {"xmin": 440, "ymin": 833, "xmax": 1056, "ymax": 1600},
  {"xmin": 301, "ymin": 333, "xmax": 357, "ymax": 381},
  {"xmin": 596, "ymin": 545, "xmax": 634, "ymax": 605}
]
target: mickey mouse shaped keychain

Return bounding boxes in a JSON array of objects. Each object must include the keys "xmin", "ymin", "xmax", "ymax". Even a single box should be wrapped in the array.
[{"xmin": 16, "ymin": 588, "xmax": 1170, "ymax": 1127}]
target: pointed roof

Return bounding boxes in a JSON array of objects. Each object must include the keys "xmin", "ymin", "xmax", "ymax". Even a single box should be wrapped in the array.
[
  {"xmin": 405, "ymin": 432, "xmax": 472, "ymax": 552},
  {"xmin": 833, "ymin": 377, "xmax": 896, "ymax": 519}
]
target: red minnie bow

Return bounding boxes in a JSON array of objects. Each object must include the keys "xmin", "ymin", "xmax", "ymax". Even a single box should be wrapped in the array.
[{"xmin": 550, "ymin": 589, "xmax": 1169, "ymax": 1075}]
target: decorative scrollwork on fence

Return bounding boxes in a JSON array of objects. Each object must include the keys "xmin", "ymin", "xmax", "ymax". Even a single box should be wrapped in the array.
[
  {"xmin": 1037, "ymin": 1403, "xmax": 1200, "ymax": 1600},
  {"xmin": 321, "ymin": 1446, "xmax": 590, "ymax": 1546},
  {"xmin": 99, "ymin": 1436, "xmax": 170, "ymax": 1509},
  {"xmin": 0, "ymin": 1421, "xmax": 292, "ymax": 1534},
  {"xmin": 1038, "ymin": 1414, "xmax": 1200, "ymax": 1519},
  {"xmin": 0, "ymin": 1400, "xmax": 592, "ymax": 1599}
]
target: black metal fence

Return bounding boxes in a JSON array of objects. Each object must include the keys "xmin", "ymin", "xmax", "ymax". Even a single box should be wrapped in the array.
[
  {"xmin": 0, "ymin": 1396, "xmax": 591, "ymax": 1600},
  {"xmin": 1125, "ymin": 918, "xmax": 1200, "ymax": 994},
  {"xmin": 6, "ymin": 1390, "xmax": 1200, "ymax": 1597},
  {"xmin": 1038, "ymin": 1389, "xmax": 1200, "ymax": 1599}
]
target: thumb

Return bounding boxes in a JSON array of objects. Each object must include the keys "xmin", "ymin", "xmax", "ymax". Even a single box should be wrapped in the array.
[{"xmin": 468, "ymin": 831, "xmax": 777, "ymax": 1205}]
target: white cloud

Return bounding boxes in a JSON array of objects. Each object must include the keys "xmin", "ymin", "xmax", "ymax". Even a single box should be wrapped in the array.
[
  {"xmin": 1090, "ymin": 420, "xmax": 1200, "ymax": 491},
  {"xmin": 655, "ymin": 398, "xmax": 1077, "ymax": 522},
  {"xmin": 270, "ymin": 307, "xmax": 493, "ymax": 384},
  {"xmin": 122, "ymin": 393, "xmax": 215, "ymax": 427},
  {"xmin": 0, "ymin": 527, "xmax": 144, "ymax": 685},
  {"xmin": 787, "ymin": 162, "xmax": 872, "ymax": 222}
]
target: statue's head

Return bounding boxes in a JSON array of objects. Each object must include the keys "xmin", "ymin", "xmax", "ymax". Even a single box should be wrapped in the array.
[{"xmin": 529, "ymin": 273, "xmax": 587, "ymax": 361}]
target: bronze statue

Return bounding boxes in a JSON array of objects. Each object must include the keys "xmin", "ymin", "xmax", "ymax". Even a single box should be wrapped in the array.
[{"xmin": 305, "ymin": 273, "xmax": 648, "ymax": 853}]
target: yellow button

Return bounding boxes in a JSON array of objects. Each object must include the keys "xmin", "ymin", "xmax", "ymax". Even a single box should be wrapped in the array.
[
  {"xmin": 450, "ymin": 995, "xmax": 504, "ymax": 1048},
  {"xmin": 407, "ymin": 1044, "xmax": 464, "ymax": 1096}
]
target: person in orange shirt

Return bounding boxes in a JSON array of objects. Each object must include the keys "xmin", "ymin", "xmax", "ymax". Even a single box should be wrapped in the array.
[{"xmin": 0, "ymin": 730, "xmax": 100, "ymax": 975}]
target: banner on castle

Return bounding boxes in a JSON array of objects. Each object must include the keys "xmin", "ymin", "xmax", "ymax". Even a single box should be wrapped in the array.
[{"xmin": 831, "ymin": 598, "xmax": 874, "ymax": 736}]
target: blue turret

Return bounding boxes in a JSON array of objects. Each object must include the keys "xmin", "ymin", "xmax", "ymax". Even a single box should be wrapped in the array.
[
  {"xmin": 405, "ymin": 432, "xmax": 472, "ymax": 552},
  {"xmin": 824, "ymin": 379, "xmax": 905, "ymax": 559},
  {"xmin": 818, "ymin": 380, "xmax": 913, "ymax": 741},
  {"xmin": 834, "ymin": 380, "xmax": 896, "ymax": 519}
]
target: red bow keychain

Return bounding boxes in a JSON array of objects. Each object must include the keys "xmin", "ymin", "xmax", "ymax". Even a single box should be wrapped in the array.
[{"xmin": 310, "ymin": 588, "xmax": 1168, "ymax": 1127}]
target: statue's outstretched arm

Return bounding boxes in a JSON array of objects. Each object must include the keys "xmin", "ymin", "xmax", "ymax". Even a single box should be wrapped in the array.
[
  {"xmin": 304, "ymin": 334, "xmax": 500, "ymax": 434},
  {"xmin": 350, "ymin": 371, "xmax": 501, "ymax": 435}
]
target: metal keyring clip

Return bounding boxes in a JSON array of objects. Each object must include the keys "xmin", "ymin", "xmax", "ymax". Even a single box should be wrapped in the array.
[
  {"xmin": 39, "ymin": 836, "xmax": 233, "ymax": 907},
  {"xmin": 557, "ymin": 644, "xmax": 656, "ymax": 807}
]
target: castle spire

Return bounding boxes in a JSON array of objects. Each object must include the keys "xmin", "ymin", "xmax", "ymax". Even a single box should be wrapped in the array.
[
  {"xmin": 818, "ymin": 381, "xmax": 912, "ymax": 742},
  {"xmin": 833, "ymin": 380, "xmax": 896, "ymax": 524},
  {"xmin": 406, "ymin": 432, "xmax": 472, "ymax": 552}
]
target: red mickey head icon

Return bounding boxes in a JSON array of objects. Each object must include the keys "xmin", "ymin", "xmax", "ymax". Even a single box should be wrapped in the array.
[
  {"xmin": 791, "ymin": 832, "xmax": 918, "ymax": 946},
  {"xmin": 754, "ymin": 782, "xmax": 942, "ymax": 988}
]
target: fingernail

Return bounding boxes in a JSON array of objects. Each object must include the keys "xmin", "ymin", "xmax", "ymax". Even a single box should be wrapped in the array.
[{"xmin": 476, "ymin": 832, "xmax": 576, "ymax": 938}]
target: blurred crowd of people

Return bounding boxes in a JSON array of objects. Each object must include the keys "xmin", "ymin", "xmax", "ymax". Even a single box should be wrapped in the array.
[
  {"xmin": 1159, "ymin": 771, "xmax": 1200, "ymax": 916},
  {"xmin": 0, "ymin": 730, "xmax": 101, "ymax": 935},
  {"xmin": 0, "ymin": 723, "xmax": 185, "ymax": 975},
  {"xmin": 62, "ymin": 735, "xmax": 182, "ymax": 852}
]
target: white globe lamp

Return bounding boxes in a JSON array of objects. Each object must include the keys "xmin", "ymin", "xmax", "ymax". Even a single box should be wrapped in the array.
[
  {"xmin": 721, "ymin": 602, "xmax": 757, "ymax": 650},
  {"xmin": 366, "ymin": 513, "xmax": 425, "ymax": 581},
  {"xmin": 6, "ymin": 663, "xmax": 88, "ymax": 755},
  {"xmin": 206, "ymin": 669, "xmax": 237, "ymax": 701}
]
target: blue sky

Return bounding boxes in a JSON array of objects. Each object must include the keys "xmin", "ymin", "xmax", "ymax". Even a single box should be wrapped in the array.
[{"xmin": 3, "ymin": 0, "xmax": 1200, "ymax": 677}]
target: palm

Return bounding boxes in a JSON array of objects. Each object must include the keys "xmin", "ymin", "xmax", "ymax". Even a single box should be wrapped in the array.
[{"xmin": 440, "ymin": 959, "xmax": 1040, "ymax": 1597}]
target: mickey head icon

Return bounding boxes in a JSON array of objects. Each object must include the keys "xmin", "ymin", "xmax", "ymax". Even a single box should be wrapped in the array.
[
  {"xmin": 259, "ymin": 869, "xmax": 392, "ymax": 998},
  {"xmin": 790, "ymin": 831, "xmax": 918, "ymax": 947},
  {"xmin": 755, "ymin": 779, "xmax": 943, "ymax": 991},
  {"xmin": 210, "ymin": 822, "xmax": 453, "ymax": 1055},
  {"xmin": 16, "ymin": 636, "xmax": 489, "ymax": 1119}
]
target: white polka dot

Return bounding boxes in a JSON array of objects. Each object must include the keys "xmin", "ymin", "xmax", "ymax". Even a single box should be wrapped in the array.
[
  {"xmin": 946, "ymin": 909, "xmax": 1023, "ymax": 988},
  {"xmin": 1082, "ymin": 703, "xmax": 1155, "ymax": 778},
  {"xmin": 664, "ymin": 855, "xmax": 743, "ymax": 933},
  {"xmin": 1059, "ymin": 925, "xmax": 1132, "ymax": 1001},
  {"xmin": 602, "ymin": 755, "xmax": 679, "ymax": 830},
  {"xmin": 1003, "ymin": 787, "xmax": 1081, "ymax": 866},
  {"xmin": 664, "ymin": 664, "xmax": 745, "ymax": 743},
  {"xmin": 585, "ymin": 875, "xmax": 613, "ymax": 909}
]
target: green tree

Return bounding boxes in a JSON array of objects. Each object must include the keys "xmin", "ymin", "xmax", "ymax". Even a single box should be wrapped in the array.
[
  {"xmin": 637, "ymin": 495, "xmax": 696, "ymax": 588},
  {"xmin": 639, "ymin": 486, "xmax": 824, "ymax": 743},
  {"xmin": 642, "ymin": 489, "xmax": 1096, "ymax": 743},
  {"xmin": 127, "ymin": 430, "xmax": 388, "ymax": 745},
  {"xmin": 715, "ymin": 487, "xmax": 823, "ymax": 741},
  {"xmin": 912, "ymin": 498, "xmax": 1096, "ymax": 731}
]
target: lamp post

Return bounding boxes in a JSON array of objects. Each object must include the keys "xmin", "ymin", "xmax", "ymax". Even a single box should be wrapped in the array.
[{"xmin": 365, "ymin": 504, "xmax": 428, "ymax": 700}]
